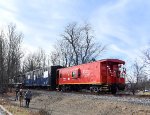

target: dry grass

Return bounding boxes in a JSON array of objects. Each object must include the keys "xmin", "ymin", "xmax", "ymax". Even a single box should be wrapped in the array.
[
  {"xmin": 38, "ymin": 109, "xmax": 52, "ymax": 115},
  {"xmin": 0, "ymin": 97, "xmax": 31, "ymax": 115},
  {"xmin": 137, "ymin": 91, "xmax": 150, "ymax": 95},
  {"xmin": 3, "ymin": 105, "xmax": 51, "ymax": 115},
  {"xmin": 0, "ymin": 97, "xmax": 51, "ymax": 115},
  {"xmin": 4, "ymin": 105, "xmax": 31, "ymax": 115},
  {"xmin": 143, "ymin": 92, "xmax": 150, "ymax": 95},
  {"xmin": 0, "ymin": 94, "xmax": 37, "ymax": 115}
]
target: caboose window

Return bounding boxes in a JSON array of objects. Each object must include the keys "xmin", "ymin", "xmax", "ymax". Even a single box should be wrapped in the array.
[
  {"xmin": 72, "ymin": 71, "xmax": 76, "ymax": 77},
  {"xmin": 72, "ymin": 69, "xmax": 80, "ymax": 78}
]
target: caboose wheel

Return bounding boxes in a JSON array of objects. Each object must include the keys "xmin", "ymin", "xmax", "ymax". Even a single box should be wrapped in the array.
[
  {"xmin": 61, "ymin": 85, "xmax": 66, "ymax": 92},
  {"xmin": 90, "ymin": 86, "xmax": 99, "ymax": 93},
  {"xmin": 111, "ymin": 85, "xmax": 117, "ymax": 94}
]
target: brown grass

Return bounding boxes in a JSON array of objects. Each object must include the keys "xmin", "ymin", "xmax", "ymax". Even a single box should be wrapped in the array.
[
  {"xmin": 4, "ymin": 105, "xmax": 31, "ymax": 115},
  {"xmin": 0, "ymin": 95, "xmax": 37, "ymax": 115},
  {"xmin": 38, "ymin": 109, "xmax": 52, "ymax": 115}
]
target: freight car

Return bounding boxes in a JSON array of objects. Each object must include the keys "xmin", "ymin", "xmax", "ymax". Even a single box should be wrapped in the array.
[
  {"xmin": 57, "ymin": 59, "xmax": 126, "ymax": 94},
  {"xmin": 21, "ymin": 66, "xmax": 62, "ymax": 90}
]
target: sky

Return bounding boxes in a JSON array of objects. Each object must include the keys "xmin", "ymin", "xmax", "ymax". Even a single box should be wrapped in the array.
[{"xmin": 0, "ymin": 0, "xmax": 150, "ymax": 65}]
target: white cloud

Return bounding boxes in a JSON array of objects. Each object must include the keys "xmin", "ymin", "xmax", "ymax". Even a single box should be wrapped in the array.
[
  {"xmin": 0, "ymin": 0, "xmax": 18, "ymax": 12},
  {"xmin": 90, "ymin": 0, "xmax": 133, "ymax": 45},
  {"xmin": 90, "ymin": 0, "xmax": 150, "ymax": 62}
]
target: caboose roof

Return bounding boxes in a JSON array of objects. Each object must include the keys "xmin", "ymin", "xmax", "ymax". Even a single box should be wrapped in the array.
[
  {"xmin": 57, "ymin": 58, "xmax": 125, "ymax": 70},
  {"xmin": 99, "ymin": 59, "xmax": 125, "ymax": 64}
]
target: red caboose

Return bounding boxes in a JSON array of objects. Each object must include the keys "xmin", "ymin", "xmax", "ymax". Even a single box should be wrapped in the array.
[{"xmin": 57, "ymin": 59, "xmax": 126, "ymax": 94}]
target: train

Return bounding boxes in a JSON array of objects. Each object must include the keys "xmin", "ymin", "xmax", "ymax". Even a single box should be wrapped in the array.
[{"xmin": 16, "ymin": 59, "xmax": 126, "ymax": 94}]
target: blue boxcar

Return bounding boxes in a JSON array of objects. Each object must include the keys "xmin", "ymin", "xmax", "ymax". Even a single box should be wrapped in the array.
[{"xmin": 24, "ymin": 66, "xmax": 62, "ymax": 90}]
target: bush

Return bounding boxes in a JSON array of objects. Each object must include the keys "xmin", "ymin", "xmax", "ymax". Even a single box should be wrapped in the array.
[{"xmin": 38, "ymin": 109, "xmax": 52, "ymax": 115}]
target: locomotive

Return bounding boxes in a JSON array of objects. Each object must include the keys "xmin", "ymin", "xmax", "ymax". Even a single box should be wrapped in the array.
[{"xmin": 17, "ymin": 59, "xmax": 126, "ymax": 94}]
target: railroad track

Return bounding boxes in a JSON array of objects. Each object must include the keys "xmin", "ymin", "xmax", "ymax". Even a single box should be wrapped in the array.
[
  {"xmin": 31, "ymin": 89, "xmax": 150, "ymax": 99},
  {"xmin": 29, "ymin": 89, "xmax": 150, "ymax": 106},
  {"xmin": 59, "ymin": 91, "xmax": 150, "ymax": 106}
]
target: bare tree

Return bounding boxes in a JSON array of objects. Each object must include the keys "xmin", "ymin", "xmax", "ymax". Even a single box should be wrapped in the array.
[
  {"xmin": 143, "ymin": 48, "xmax": 150, "ymax": 65},
  {"xmin": 6, "ymin": 24, "xmax": 23, "ymax": 88},
  {"xmin": 0, "ymin": 31, "xmax": 8, "ymax": 92},
  {"xmin": 50, "ymin": 50, "xmax": 61, "ymax": 66},
  {"xmin": 23, "ymin": 48, "xmax": 47, "ymax": 72},
  {"xmin": 50, "ymin": 39, "xmax": 74, "ymax": 67},
  {"xmin": 141, "ymin": 47, "xmax": 150, "ymax": 90},
  {"xmin": 51, "ymin": 22, "xmax": 106, "ymax": 66},
  {"xmin": 0, "ymin": 24, "xmax": 23, "ymax": 92},
  {"xmin": 127, "ymin": 61, "xmax": 146, "ymax": 95},
  {"xmin": 143, "ymin": 48, "xmax": 150, "ymax": 76},
  {"xmin": 127, "ymin": 75, "xmax": 137, "ymax": 95}
]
